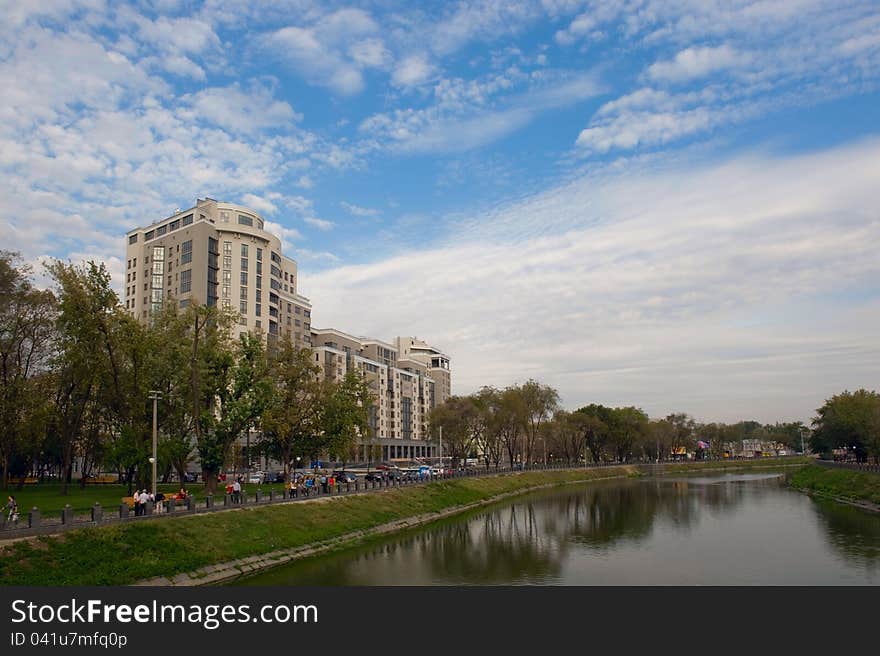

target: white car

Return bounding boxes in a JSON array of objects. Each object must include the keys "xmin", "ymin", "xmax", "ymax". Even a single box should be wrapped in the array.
[{"xmin": 247, "ymin": 471, "xmax": 264, "ymax": 484}]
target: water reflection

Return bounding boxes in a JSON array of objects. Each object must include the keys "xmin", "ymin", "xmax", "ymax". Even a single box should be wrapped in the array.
[{"xmin": 238, "ymin": 472, "xmax": 880, "ymax": 585}]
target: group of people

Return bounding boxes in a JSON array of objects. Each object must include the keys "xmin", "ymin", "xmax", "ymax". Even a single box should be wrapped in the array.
[
  {"xmin": 133, "ymin": 487, "xmax": 190, "ymax": 515},
  {"xmin": 225, "ymin": 477, "xmax": 243, "ymax": 503},
  {"xmin": 287, "ymin": 473, "xmax": 337, "ymax": 497}
]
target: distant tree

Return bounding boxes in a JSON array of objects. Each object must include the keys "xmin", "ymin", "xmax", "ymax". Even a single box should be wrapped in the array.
[
  {"xmin": 811, "ymin": 390, "xmax": 880, "ymax": 462},
  {"xmin": 321, "ymin": 370, "xmax": 373, "ymax": 465},
  {"xmin": 430, "ymin": 396, "xmax": 480, "ymax": 468},
  {"xmin": 572, "ymin": 404, "xmax": 611, "ymax": 463},
  {"xmin": 518, "ymin": 380, "xmax": 560, "ymax": 465}
]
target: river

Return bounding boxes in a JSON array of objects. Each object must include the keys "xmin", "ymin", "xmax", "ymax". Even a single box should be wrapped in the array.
[{"xmin": 237, "ymin": 471, "xmax": 880, "ymax": 585}]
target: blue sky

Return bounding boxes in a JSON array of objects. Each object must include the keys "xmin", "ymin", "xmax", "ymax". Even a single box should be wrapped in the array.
[{"xmin": 2, "ymin": 1, "xmax": 879, "ymax": 423}]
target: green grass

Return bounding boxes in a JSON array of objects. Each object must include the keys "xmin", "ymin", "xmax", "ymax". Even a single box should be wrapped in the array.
[
  {"xmin": 1, "ymin": 481, "xmax": 290, "ymax": 516},
  {"xmin": 0, "ymin": 468, "xmax": 634, "ymax": 586},
  {"xmin": 654, "ymin": 456, "xmax": 812, "ymax": 474},
  {"xmin": 788, "ymin": 465, "xmax": 880, "ymax": 506}
]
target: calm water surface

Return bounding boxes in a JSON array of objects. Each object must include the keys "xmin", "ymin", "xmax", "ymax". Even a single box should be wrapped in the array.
[{"xmin": 238, "ymin": 472, "xmax": 880, "ymax": 585}]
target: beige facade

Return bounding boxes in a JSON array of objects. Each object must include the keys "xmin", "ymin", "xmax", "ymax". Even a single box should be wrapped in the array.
[
  {"xmin": 310, "ymin": 329, "xmax": 448, "ymax": 461},
  {"xmin": 395, "ymin": 336, "xmax": 452, "ymax": 406},
  {"xmin": 124, "ymin": 198, "xmax": 312, "ymax": 351},
  {"xmin": 124, "ymin": 198, "xmax": 451, "ymax": 464}
]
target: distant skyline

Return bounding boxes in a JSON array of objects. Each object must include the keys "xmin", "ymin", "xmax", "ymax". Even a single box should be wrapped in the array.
[{"xmin": 2, "ymin": 1, "xmax": 879, "ymax": 424}]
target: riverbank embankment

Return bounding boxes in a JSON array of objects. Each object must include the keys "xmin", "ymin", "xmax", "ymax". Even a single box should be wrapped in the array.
[
  {"xmin": 788, "ymin": 465, "xmax": 880, "ymax": 512},
  {"xmin": 0, "ymin": 467, "xmax": 637, "ymax": 586}
]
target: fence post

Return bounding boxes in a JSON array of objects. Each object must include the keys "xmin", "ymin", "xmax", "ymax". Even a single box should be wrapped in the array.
[
  {"xmin": 28, "ymin": 507, "xmax": 41, "ymax": 528},
  {"xmin": 206, "ymin": 494, "xmax": 214, "ymax": 509},
  {"xmin": 91, "ymin": 503, "xmax": 103, "ymax": 523},
  {"xmin": 186, "ymin": 496, "xmax": 195, "ymax": 512},
  {"xmin": 167, "ymin": 498, "xmax": 176, "ymax": 514},
  {"xmin": 119, "ymin": 503, "xmax": 129, "ymax": 520},
  {"xmin": 255, "ymin": 490, "xmax": 262, "ymax": 504},
  {"xmin": 269, "ymin": 490, "xmax": 275, "ymax": 502},
  {"xmin": 61, "ymin": 504, "xmax": 73, "ymax": 524},
  {"xmin": 144, "ymin": 501, "xmax": 154, "ymax": 516},
  {"xmin": 223, "ymin": 494, "xmax": 230, "ymax": 507}
]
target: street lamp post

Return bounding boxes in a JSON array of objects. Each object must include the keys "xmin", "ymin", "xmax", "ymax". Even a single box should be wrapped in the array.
[{"xmin": 148, "ymin": 390, "xmax": 162, "ymax": 498}]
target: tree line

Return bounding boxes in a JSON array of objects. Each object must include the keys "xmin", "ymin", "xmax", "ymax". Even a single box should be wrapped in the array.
[
  {"xmin": 0, "ymin": 252, "xmax": 372, "ymax": 494},
  {"xmin": 429, "ymin": 383, "xmax": 831, "ymax": 468}
]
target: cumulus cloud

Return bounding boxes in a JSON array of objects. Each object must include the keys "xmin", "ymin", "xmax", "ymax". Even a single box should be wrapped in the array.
[{"xmin": 647, "ymin": 45, "xmax": 752, "ymax": 83}]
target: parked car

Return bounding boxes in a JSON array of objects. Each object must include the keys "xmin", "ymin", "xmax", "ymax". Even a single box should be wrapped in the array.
[
  {"xmin": 364, "ymin": 472, "xmax": 385, "ymax": 482},
  {"xmin": 183, "ymin": 471, "xmax": 199, "ymax": 483},
  {"xmin": 247, "ymin": 471, "xmax": 264, "ymax": 484},
  {"xmin": 333, "ymin": 471, "xmax": 358, "ymax": 483}
]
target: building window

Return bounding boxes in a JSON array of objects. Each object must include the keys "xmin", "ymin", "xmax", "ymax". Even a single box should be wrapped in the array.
[
  {"xmin": 170, "ymin": 219, "xmax": 180, "ymax": 231},
  {"xmin": 241, "ymin": 258, "xmax": 248, "ymax": 271},
  {"xmin": 240, "ymin": 300, "xmax": 247, "ymax": 314},
  {"xmin": 295, "ymin": 306, "xmax": 301, "ymax": 314},
  {"xmin": 222, "ymin": 270, "xmax": 231, "ymax": 283},
  {"xmin": 129, "ymin": 234, "xmax": 138, "ymax": 244},
  {"xmin": 255, "ymin": 320, "xmax": 261, "ymax": 329},
  {"xmin": 256, "ymin": 261, "xmax": 262, "ymax": 275},
  {"xmin": 240, "ymin": 272, "xmax": 248, "ymax": 285},
  {"xmin": 255, "ymin": 303, "xmax": 262, "ymax": 317},
  {"xmin": 241, "ymin": 244, "xmax": 248, "ymax": 257},
  {"xmin": 182, "ymin": 214, "xmax": 193, "ymax": 226},
  {"xmin": 220, "ymin": 211, "xmax": 230, "ymax": 223},
  {"xmin": 256, "ymin": 248, "xmax": 262, "ymax": 261},
  {"xmin": 156, "ymin": 224, "xmax": 167, "ymax": 236},
  {"xmin": 179, "ymin": 299, "xmax": 190, "ymax": 308},
  {"xmin": 240, "ymin": 286, "xmax": 248, "ymax": 299},
  {"xmin": 181, "ymin": 240, "xmax": 193, "ymax": 264},
  {"xmin": 223, "ymin": 241, "xmax": 231, "ymax": 254},
  {"xmin": 145, "ymin": 230, "xmax": 154, "ymax": 241},
  {"xmin": 223, "ymin": 255, "xmax": 232, "ymax": 269},
  {"xmin": 238, "ymin": 215, "xmax": 253, "ymax": 227},
  {"xmin": 222, "ymin": 299, "xmax": 231, "ymax": 310},
  {"xmin": 256, "ymin": 275, "xmax": 262, "ymax": 289},
  {"xmin": 222, "ymin": 285, "xmax": 230, "ymax": 298},
  {"xmin": 180, "ymin": 269, "xmax": 191, "ymax": 293}
]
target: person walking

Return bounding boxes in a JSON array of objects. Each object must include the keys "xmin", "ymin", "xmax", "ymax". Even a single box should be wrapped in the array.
[
  {"xmin": 137, "ymin": 489, "xmax": 149, "ymax": 515},
  {"xmin": 6, "ymin": 495, "xmax": 19, "ymax": 524},
  {"xmin": 320, "ymin": 473, "xmax": 328, "ymax": 494},
  {"xmin": 232, "ymin": 478, "xmax": 242, "ymax": 504}
]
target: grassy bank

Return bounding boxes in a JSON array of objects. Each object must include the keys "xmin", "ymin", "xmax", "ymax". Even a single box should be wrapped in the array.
[
  {"xmin": 0, "ymin": 468, "xmax": 634, "ymax": 586},
  {"xmin": 788, "ymin": 465, "xmax": 880, "ymax": 506},
  {"xmin": 652, "ymin": 456, "xmax": 812, "ymax": 475}
]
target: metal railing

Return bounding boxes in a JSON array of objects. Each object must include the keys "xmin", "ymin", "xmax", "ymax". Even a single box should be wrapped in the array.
[
  {"xmin": 816, "ymin": 459, "xmax": 880, "ymax": 473},
  {"xmin": 0, "ymin": 456, "xmax": 807, "ymax": 538}
]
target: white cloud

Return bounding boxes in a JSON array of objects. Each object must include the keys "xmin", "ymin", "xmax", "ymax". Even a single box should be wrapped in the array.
[
  {"xmin": 301, "ymin": 138, "xmax": 880, "ymax": 423},
  {"xmin": 362, "ymin": 70, "xmax": 600, "ymax": 153},
  {"xmin": 304, "ymin": 216, "xmax": 334, "ymax": 230},
  {"xmin": 267, "ymin": 8, "xmax": 386, "ymax": 95},
  {"xmin": 391, "ymin": 54, "xmax": 436, "ymax": 88},
  {"xmin": 183, "ymin": 82, "xmax": 301, "ymax": 134},
  {"xmin": 647, "ymin": 45, "xmax": 752, "ymax": 83},
  {"xmin": 341, "ymin": 201, "xmax": 380, "ymax": 217}
]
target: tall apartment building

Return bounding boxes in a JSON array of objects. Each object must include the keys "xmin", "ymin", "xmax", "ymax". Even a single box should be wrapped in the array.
[
  {"xmin": 123, "ymin": 198, "xmax": 312, "ymax": 351},
  {"xmin": 124, "ymin": 198, "xmax": 451, "ymax": 464}
]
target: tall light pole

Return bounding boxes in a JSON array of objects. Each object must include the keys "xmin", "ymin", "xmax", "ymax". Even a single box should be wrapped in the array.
[
  {"xmin": 438, "ymin": 425, "xmax": 443, "ymax": 470},
  {"xmin": 148, "ymin": 390, "xmax": 162, "ymax": 497}
]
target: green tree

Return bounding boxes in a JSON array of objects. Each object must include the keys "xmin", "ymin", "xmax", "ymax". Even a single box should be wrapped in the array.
[
  {"xmin": 260, "ymin": 341, "xmax": 323, "ymax": 482},
  {"xmin": 0, "ymin": 252, "xmax": 56, "ymax": 489},
  {"xmin": 811, "ymin": 389, "xmax": 880, "ymax": 462},
  {"xmin": 518, "ymin": 379, "xmax": 560, "ymax": 465},
  {"xmin": 320, "ymin": 370, "xmax": 373, "ymax": 465}
]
